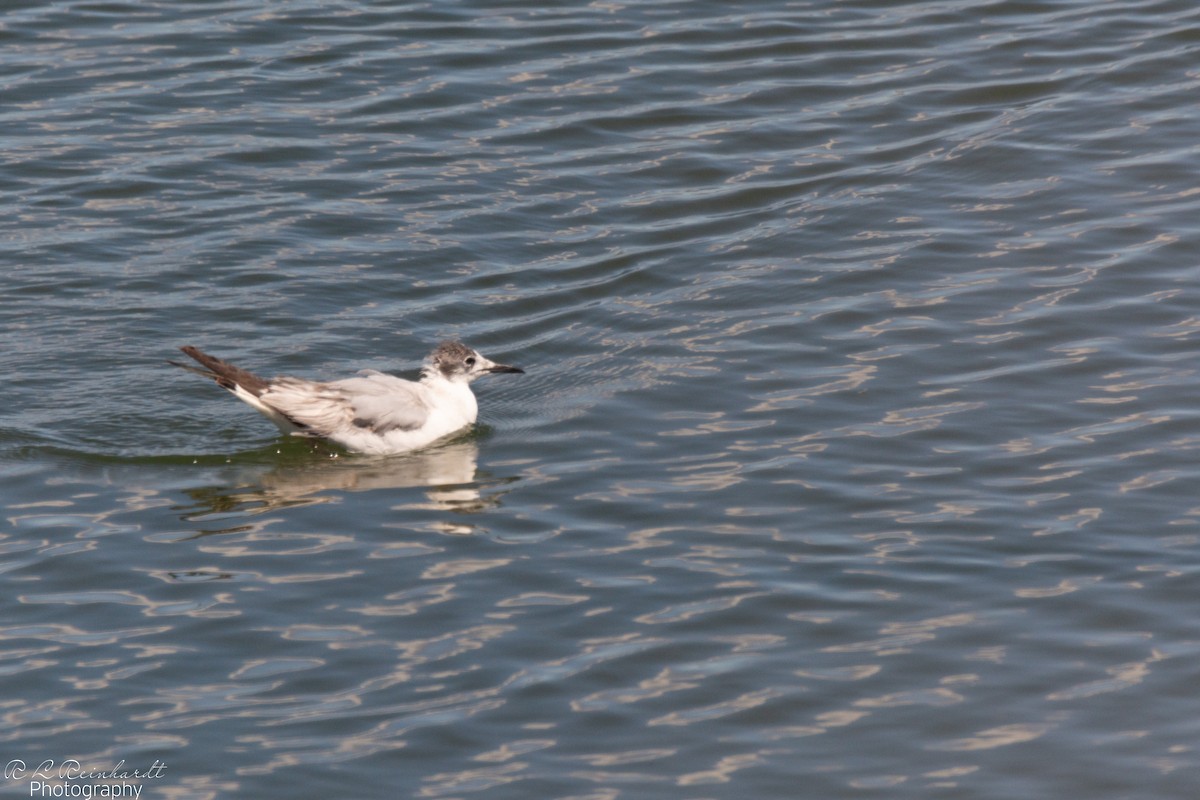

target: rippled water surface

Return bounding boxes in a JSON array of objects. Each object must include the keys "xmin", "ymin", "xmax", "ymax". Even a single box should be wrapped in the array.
[{"xmin": 4, "ymin": 1, "xmax": 1200, "ymax": 797}]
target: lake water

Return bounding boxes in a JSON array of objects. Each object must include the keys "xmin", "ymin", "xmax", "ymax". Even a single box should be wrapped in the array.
[{"xmin": 3, "ymin": 1, "xmax": 1200, "ymax": 797}]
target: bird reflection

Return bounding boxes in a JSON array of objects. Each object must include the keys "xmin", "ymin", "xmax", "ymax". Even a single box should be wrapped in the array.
[{"xmin": 179, "ymin": 439, "xmax": 511, "ymax": 520}]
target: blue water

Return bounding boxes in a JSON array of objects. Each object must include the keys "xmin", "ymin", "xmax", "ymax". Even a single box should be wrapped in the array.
[{"xmin": 3, "ymin": 1, "xmax": 1200, "ymax": 797}]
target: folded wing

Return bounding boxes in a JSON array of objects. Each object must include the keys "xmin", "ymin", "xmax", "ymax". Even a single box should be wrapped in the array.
[{"xmin": 261, "ymin": 370, "xmax": 430, "ymax": 437}]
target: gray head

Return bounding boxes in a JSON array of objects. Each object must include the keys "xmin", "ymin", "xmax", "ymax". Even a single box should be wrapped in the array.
[{"xmin": 425, "ymin": 340, "xmax": 524, "ymax": 384}]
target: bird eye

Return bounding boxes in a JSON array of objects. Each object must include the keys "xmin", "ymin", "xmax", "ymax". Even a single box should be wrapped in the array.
[{"xmin": 465, "ymin": 356, "xmax": 476, "ymax": 367}]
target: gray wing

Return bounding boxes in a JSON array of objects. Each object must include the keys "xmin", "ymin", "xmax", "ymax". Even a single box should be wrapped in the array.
[
  {"xmin": 338, "ymin": 371, "xmax": 431, "ymax": 434},
  {"xmin": 261, "ymin": 371, "xmax": 430, "ymax": 437}
]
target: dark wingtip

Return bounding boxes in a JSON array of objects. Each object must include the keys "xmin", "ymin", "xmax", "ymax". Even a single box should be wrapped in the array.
[{"xmin": 171, "ymin": 345, "xmax": 270, "ymax": 395}]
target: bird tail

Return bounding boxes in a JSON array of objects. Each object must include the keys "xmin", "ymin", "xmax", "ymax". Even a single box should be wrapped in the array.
[
  {"xmin": 169, "ymin": 345, "xmax": 271, "ymax": 397},
  {"xmin": 170, "ymin": 346, "xmax": 314, "ymax": 435}
]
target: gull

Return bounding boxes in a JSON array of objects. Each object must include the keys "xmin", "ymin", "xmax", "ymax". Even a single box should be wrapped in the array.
[{"xmin": 171, "ymin": 341, "xmax": 524, "ymax": 455}]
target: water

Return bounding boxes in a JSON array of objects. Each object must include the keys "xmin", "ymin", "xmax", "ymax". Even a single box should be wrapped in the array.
[{"xmin": 3, "ymin": 0, "xmax": 1200, "ymax": 797}]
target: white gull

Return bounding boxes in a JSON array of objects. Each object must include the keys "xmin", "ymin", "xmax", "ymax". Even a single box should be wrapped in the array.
[{"xmin": 171, "ymin": 340, "xmax": 524, "ymax": 455}]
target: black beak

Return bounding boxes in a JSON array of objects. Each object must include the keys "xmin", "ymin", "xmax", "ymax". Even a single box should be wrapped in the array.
[{"xmin": 487, "ymin": 364, "xmax": 524, "ymax": 374}]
